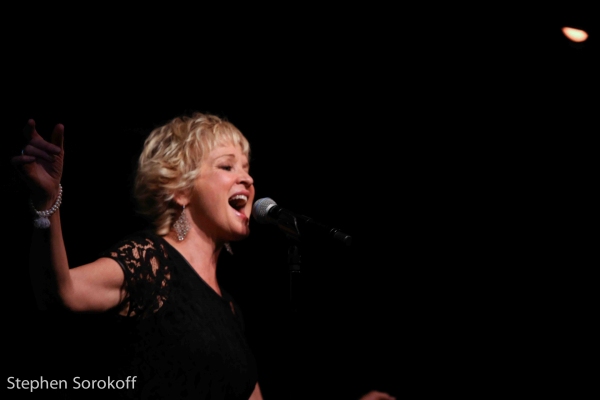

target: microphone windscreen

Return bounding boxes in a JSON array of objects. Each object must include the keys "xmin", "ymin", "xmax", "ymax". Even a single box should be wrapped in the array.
[{"xmin": 252, "ymin": 197, "xmax": 277, "ymax": 223}]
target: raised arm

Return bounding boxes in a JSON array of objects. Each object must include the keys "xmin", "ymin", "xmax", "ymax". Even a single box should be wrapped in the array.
[{"xmin": 11, "ymin": 119, "xmax": 125, "ymax": 312}]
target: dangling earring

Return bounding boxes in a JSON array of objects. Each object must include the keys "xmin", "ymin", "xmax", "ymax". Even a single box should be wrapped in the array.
[
  {"xmin": 173, "ymin": 205, "xmax": 190, "ymax": 241},
  {"xmin": 224, "ymin": 243, "xmax": 233, "ymax": 255}
]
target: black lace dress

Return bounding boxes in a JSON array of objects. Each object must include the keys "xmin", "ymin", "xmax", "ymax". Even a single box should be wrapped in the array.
[{"xmin": 100, "ymin": 230, "xmax": 258, "ymax": 400}]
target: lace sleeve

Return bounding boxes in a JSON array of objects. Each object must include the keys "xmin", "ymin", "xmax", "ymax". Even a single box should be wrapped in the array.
[{"xmin": 100, "ymin": 231, "xmax": 171, "ymax": 318}]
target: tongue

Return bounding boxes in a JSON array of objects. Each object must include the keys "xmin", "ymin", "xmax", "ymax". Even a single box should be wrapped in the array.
[{"xmin": 229, "ymin": 198, "xmax": 246, "ymax": 209}]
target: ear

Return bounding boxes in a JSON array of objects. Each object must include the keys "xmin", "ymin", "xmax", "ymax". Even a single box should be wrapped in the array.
[{"xmin": 173, "ymin": 189, "xmax": 192, "ymax": 207}]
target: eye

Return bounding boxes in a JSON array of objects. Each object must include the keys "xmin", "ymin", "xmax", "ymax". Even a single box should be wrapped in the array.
[{"xmin": 219, "ymin": 165, "xmax": 233, "ymax": 171}]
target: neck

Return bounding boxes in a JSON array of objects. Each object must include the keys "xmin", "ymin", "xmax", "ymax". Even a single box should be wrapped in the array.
[{"xmin": 163, "ymin": 230, "xmax": 224, "ymax": 296}]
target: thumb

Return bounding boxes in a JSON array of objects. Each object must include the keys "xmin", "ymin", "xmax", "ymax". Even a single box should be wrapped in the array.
[{"xmin": 50, "ymin": 123, "xmax": 65, "ymax": 150}]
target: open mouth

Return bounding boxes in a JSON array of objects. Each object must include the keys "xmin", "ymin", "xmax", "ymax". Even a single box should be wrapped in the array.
[{"xmin": 228, "ymin": 194, "xmax": 248, "ymax": 212}]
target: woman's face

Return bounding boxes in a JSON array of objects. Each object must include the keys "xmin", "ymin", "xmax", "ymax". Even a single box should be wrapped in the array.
[{"xmin": 189, "ymin": 142, "xmax": 255, "ymax": 242}]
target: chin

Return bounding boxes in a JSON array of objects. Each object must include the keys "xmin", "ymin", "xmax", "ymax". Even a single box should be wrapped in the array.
[{"xmin": 230, "ymin": 227, "xmax": 251, "ymax": 241}]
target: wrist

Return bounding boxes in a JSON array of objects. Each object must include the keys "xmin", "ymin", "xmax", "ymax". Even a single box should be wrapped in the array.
[
  {"xmin": 30, "ymin": 184, "xmax": 62, "ymax": 209},
  {"xmin": 30, "ymin": 184, "xmax": 63, "ymax": 229}
]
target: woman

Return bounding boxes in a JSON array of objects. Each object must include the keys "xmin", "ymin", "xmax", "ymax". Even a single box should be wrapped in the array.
[
  {"xmin": 12, "ymin": 112, "xmax": 262, "ymax": 399},
  {"xmin": 12, "ymin": 112, "xmax": 396, "ymax": 400}
]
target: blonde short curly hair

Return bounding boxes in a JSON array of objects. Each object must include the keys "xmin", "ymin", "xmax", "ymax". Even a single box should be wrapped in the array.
[{"xmin": 134, "ymin": 112, "xmax": 251, "ymax": 235}]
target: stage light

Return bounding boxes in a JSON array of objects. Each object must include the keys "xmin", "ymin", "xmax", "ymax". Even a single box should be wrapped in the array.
[{"xmin": 561, "ymin": 27, "xmax": 588, "ymax": 43}]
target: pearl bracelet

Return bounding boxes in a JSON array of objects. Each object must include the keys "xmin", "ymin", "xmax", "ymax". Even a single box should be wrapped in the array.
[{"xmin": 30, "ymin": 184, "xmax": 63, "ymax": 229}]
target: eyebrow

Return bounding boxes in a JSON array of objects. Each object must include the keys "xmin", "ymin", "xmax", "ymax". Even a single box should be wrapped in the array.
[{"xmin": 214, "ymin": 153, "xmax": 236, "ymax": 160}]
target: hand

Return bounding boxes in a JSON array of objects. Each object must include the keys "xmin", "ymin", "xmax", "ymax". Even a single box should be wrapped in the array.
[
  {"xmin": 11, "ymin": 119, "xmax": 64, "ymax": 208},
  {"xmin": 359, "ymin": 390, "xmax": 396, "ymax": 400}
]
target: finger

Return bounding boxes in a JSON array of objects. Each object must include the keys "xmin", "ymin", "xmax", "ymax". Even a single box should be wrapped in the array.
[
  {"xmin": 50, "ymin": 123, "xmax": 64, "ymax": 151},
  {"xmin": 361, "ymin": 391, "xmax": 396, "ymax": 400},
  {"xmin": 22, "ymin": 118, "xmax": 37, "ymax": 141},
  {"xmin": 22, "ymin": 143, "xmax": 56, "ymax": 162},
  {"xmin": 10, "ymin": 154, "xmax": 36, "ymax": 167},
  {"xmin": 23, "ymin": 119, "xmax": 62, "ymax": 154}
]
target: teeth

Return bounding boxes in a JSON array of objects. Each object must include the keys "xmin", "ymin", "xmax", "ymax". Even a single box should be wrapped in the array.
[{"xmin": 230, "ymin": 195, "xmax": 248, "ymax": 201}]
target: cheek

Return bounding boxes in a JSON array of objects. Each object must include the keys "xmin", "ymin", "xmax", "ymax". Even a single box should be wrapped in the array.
[{"xmin": 199, "ymin": 173, "xmax": 231, "ymax": 192}]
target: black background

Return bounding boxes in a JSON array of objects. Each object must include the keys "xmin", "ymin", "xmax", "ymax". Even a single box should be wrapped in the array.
[{"xmin": 3, "ymin": 5, "xmax": 596, "ymax": 399}]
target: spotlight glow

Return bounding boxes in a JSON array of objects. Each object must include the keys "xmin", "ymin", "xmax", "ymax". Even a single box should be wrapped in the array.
[{"xmin": 562, "ymin": 27, "xmax": 589, "ymax": 43}]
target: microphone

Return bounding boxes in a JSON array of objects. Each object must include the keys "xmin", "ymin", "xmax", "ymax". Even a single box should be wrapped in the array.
[{"xmin": 252, "ymin": 197, "xmax": 352, "ymax": 246}]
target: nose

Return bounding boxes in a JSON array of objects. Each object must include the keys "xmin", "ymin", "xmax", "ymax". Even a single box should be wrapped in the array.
[{"xmin": 239, "ymin": 169, "xmax": 254, "ymax": 187}]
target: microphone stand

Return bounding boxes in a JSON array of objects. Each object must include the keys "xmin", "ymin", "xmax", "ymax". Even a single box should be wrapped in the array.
[
  {"xmin": 271, "ymin": 211, "xmax": 303, "ymax": 313},
  {"xmin": 273, "ymin": 211, "xmax": 353, "ymax": 399},
  {"xmin": 288, "ymin": 240, "xmax": 301, "ymax": 314},
  {"xmin": 271, "ymin": 213, "xmax": 303, "ymax": 399},
  {"xmin": 266, "ymin": 206, "xmax": 351, "ymax": 399}
]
